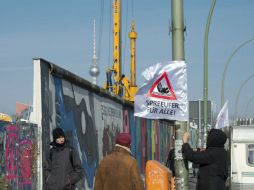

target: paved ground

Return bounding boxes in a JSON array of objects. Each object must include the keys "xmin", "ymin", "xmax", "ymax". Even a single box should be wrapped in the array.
[{"xmin": 188, "ymin": 176, "xmax": 197, "ymax": 190}]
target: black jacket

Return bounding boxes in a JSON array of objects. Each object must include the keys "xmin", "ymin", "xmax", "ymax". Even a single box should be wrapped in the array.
[
  {"xmin": 166, "ymin": 148, "xmax": 175, "ymax": 176},
  {"xmin": 182, "ymin": 129, "xmax": 228, "ymax": 190},
  {"xmin": 43, "ymin": 143, "xmax": 84, "ymax": 190}
]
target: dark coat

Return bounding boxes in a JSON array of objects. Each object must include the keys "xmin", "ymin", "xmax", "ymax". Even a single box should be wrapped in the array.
[
  {"xmin": 94, "ymin": 146, "xmax": 145, "ymax": 190},
  {"xmin": 166, "ymin": 148, "xmax": 175, "ymax": 176},
  {"xmin": 182, "ymin": 129, "xmax": 228, "ymax": 190},
  {"xmin": 43, "ymin": 143, "xmax": 84, "ymax": 190}
]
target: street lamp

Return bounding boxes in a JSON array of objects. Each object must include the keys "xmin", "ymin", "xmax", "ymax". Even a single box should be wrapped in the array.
[
  {"xmin": 244, "ymin": 94, "xmax": 254, "ymax": 116},
  {"xmin": 234, "ymin": 73, "xmax": 254, "ymax": 124},
  {"xmin": 221, "ymin": 38, "xmax": 254, "ymax": 108},
  {"xmin": 171, "ymin": 0, "xmax": 189, "ymax": 189},
  {"xmin": 203, "ymin": 0, "xmax": 216, "ymax": 148}
]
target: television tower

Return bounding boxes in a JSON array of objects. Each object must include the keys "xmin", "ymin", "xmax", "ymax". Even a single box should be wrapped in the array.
[{"xmin": 89, "ymin": 19, "xmax": 100, "ymax": 85}]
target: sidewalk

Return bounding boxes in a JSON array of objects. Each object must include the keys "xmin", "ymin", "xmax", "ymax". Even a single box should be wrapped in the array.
[
  {"xmin": 188, "ymin": 172, "xmax": 197, "ymax": 190},
  {"xmin": 188, "ymin": 176, "xmax": 197, "ymax": 190}
]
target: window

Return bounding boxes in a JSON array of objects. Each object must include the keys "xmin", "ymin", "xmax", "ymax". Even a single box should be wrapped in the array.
[{"xmin": 247, "ymin": 144, "xmax": 254, "ymax": 165}]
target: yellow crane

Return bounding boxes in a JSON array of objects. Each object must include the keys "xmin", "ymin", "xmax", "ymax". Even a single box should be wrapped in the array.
[{"xmin": 104, "ymin": 0, "xmax": 137, "ymax": 102}]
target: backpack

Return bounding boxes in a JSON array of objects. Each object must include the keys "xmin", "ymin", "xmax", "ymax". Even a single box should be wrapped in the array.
[{"xmin": 50, "ymin": 147, "xmax": 73, "ymax": 166}]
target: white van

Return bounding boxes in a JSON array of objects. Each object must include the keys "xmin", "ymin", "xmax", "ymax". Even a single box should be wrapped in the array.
[{"xmin": 230, "ymin": 125, "xmax": 254, "ymax": 190}]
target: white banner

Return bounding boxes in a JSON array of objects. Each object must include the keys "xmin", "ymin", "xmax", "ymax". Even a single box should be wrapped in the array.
[
  {"xmin": 215, "ymin": 101, "xmax": 229, "ymax": 129},
  {"xmin": 134, "ymin": 61, "xmax": 188, "ymax": 121}
]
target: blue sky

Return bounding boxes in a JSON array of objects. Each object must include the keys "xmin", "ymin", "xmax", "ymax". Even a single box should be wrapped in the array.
[{"xmin": 0, "ymin": 0, "xmax": 254, "ymax": 119}]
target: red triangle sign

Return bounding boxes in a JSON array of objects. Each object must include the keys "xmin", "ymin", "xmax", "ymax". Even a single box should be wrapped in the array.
[{"xmin": 148, "ymin": 72, "xmax": 177, "ymax": 100}]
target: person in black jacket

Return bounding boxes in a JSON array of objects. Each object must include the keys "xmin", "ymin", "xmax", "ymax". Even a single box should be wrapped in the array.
[
  {"xmin": 165, "ymin": 144, "xmax": 188, "ymax": 177},
  {"xmin": 43, "ymin": 128, "xmax": 84, "ymax": 190},
  {"xmin": 165, "ymin": 148, "xmax": 176, "ymax": 176},
  {"xmin": 182, "ymin": 129, "xmax": 228, "ymax": 190}
]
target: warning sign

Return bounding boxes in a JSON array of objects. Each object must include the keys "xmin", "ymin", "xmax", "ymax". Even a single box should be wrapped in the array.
[
  {"xmin": 134, "ymin": 61, "xmax": 188, "ymax": 121},
  {"xmin": 148, "ymin": 72, "xmax": 176, "ymax": 100}
]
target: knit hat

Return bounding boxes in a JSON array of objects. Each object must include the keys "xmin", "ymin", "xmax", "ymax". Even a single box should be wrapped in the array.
[
  {"xmin": 53, "ymin": 128, "xmax": 65, "ymax": 141},
  {"xmin": 116, "ymin": 133, "xmax": 131, "ymax": 147}
]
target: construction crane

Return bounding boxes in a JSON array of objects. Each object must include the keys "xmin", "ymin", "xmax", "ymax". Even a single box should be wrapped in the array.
[{"xmin": 104, "ymin": 0, "xmax": 137, "ymax": 102}]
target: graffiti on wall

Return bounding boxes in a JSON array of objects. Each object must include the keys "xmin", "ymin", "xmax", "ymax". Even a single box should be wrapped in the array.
[
  {"xmin": 19, "ymin": 140, "xmax": 33, "ymax": 186},
  {"xmin": 0, "ymin": 121, "xmax": 37, "ymax": 190},
  {"xmin": 37, "ymin": 59, "xmax": 175, "ymax": 190},
  {"xmin": 45, "ymin": 74, "xmax": 123, "ymax": 189},
  {"xmin": 101, "ymin": 104, "xmax": 122, "ymax": 157},
  {"xmin": 123, "ymin": 108, "xmax": 173, "ymax": 174},
  {"xmin": 47, "ymin": 77, "xmax": 99, "ymax": 189},
  {"xmin": 5, "ymin": 125, "xmax": 19, "ymax": 183}
]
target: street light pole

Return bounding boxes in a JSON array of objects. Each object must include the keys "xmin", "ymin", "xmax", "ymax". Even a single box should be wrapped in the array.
[
  {"xmin": 203, "ymin": 0, "xmax": 216, "ymax": 148},
  {"xmin": 244, "ymin": 95, "xmax": 254, "ymax": 116},
  {"xmin": 171, "ymin": 0, "xmax": 188, "ymax": 189},
  {"xmin": 234, "ymin": 74, "xmax": 254, "ymax": 124},
  {"xmin": 221, "ymin": 38, "xmax": 254, "ymax": 108}
]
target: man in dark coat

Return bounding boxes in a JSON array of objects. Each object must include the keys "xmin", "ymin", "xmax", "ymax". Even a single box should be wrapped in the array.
[
  {"xmin": 165, "ymin": 148, "xmax": 176, "ymax": 176},
  {"xmin": 166, "ymin": 147, "xmax": 188, "ymax": 177},
  {"xmin": 182, "ymin": 129, "xmax": 228, "ymax": 190},
  {"xmin": 94, "ymin": 133, "xmax": 145, "ymax": 190},
  {"xmin": 43, "ymin": 128, "xmax": 84, "ymax": 190}
]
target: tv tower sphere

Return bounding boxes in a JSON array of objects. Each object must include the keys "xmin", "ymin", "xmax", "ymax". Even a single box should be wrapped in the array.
[
  {"xmin": 89, "ymin": 62, "xmax": 99, "ymax": 77},
  {"xmin": 89, "ymin": 19, "xmax": 100, "ymax": 85}
]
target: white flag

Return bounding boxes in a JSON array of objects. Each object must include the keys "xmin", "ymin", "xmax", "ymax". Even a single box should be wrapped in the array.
[
  {"xmin": 134, "ymin": 61, "xmax": 188, "ymax": 121},
  {"xmin": 215, "ymin": 101, "xmax": 229, "ymax": 129}
]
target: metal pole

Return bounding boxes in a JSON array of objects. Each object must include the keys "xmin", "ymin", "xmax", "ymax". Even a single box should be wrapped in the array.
[
  {"xmin": 220, "ymin": 38, "xmax": 254, "ymax": 108},
  {"xmin": 234, "ymin": 74, "xmax": 254, "ymax": 124},
  {"xmin": 203, "ymin": 0, "xmax": 216, "ymax": 148},
  {"xmin": 171, "ymin": 0, "xmax": 188, "ymax": 189},
  {"xmin": 172, "ymin": 0, "xmax": 185, "ymax": 60},
  {"xmin": 244, "ymin": 95, "xmax": 254, "ymax": 116},
  {"xmin": 198, "ymin": 100, "xmax": 202, "ymax": 147}
]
